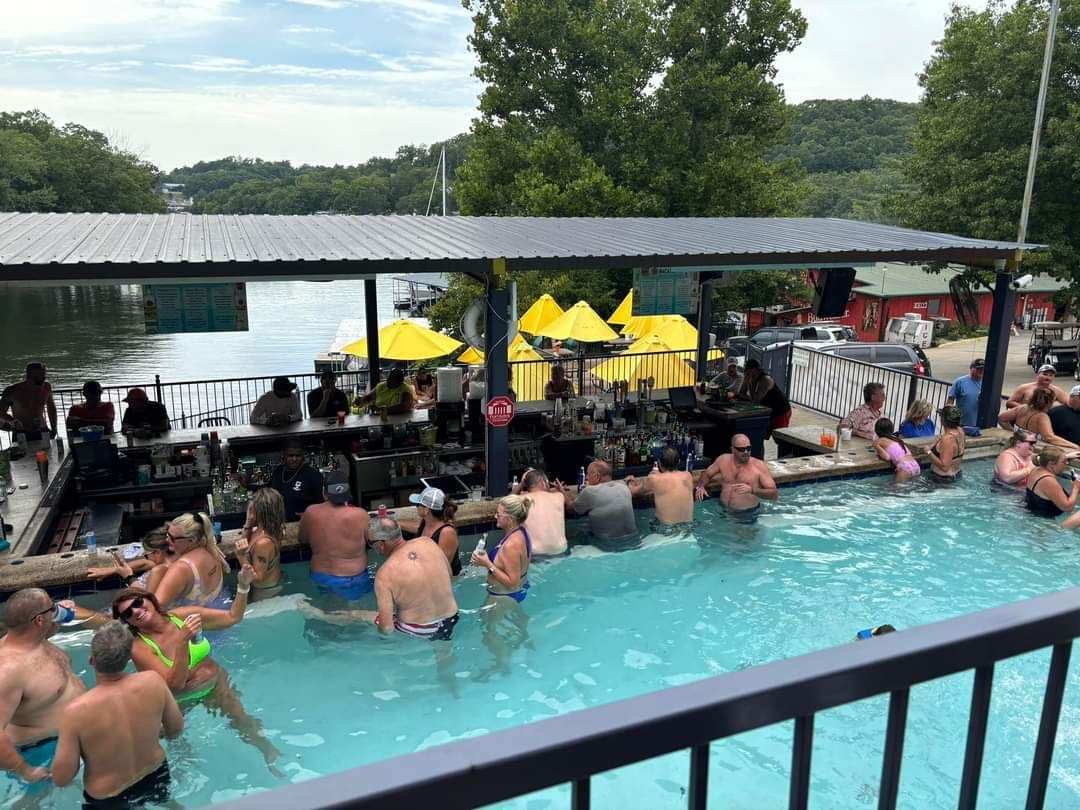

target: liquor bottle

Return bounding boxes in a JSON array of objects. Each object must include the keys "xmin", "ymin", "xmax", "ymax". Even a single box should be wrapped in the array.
[{"xmin": 577, "ymin": 466, "xmax": 586, "ymax": 492}]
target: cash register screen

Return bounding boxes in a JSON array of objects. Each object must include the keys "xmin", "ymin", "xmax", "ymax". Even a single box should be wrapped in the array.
[{"xmin": 668, "ymin": 386, "xmax": 697, "ymax": 412}]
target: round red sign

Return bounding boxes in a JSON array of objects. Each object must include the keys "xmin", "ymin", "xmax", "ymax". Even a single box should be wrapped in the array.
[{"xmin": 485, "ymin": 395, "xmax": 516, "ymax": 428}]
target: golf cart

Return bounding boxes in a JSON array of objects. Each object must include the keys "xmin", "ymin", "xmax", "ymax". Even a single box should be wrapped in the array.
[{"xmin": 1026, "ymin": 321, "xmax": 1080, "ymax": 377}]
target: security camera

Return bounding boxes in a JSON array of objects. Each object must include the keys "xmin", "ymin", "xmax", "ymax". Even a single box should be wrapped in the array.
[{"xmin": 1011, "ymin": 274, "xmax": 1034, "ymax": 290}]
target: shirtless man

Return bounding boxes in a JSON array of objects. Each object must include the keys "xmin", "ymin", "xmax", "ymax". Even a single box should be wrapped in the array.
[
  {"xmin": 298, "ymin": 470, "xmax": 371, "ymax": 601},
  {"xmin": 300, "ymin": 517, "xmax": 459, "ymax": 640},
  {"xmin": 627, "ymin": 447, "xmax": 694, "ymax": 525},
  {"xmin": 1007, "ymin": 364, "xmax": 1069, "ymax": 408},
  {"xmin": 514, "ymin": 469, "xmax": 568, "ymax": 556},
  {"xmin": 0, "ymin": 588, "xmax": 87, "ymax": 782},
  {"xmin": 0, "ymin": 362, "xmax": 57, "ymax": 438},
  {"xmin": 694, "ymin": 434, "xmax": 779, "ymax": 513},
  {"xmin": 53, "ymin": 621, "xmax": 183, "ymax": 806}
]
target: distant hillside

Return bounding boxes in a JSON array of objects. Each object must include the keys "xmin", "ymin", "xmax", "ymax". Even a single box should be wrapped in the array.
[
  {"xmin": 774, "ymin": 97, "xmax": 919, "ymax": 223},
  {"xmin": 162, "ymin": 133, "xmax": 472, "ymax": 215}
]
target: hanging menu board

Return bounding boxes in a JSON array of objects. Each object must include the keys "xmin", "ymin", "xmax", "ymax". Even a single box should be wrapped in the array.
[
  {"xmin": 632, "ymin": 268, "xmax": 700, "ymax": 316},
  {"xmin": 143, "ymin": 283, "xmax": 249, "ymax": 334}
]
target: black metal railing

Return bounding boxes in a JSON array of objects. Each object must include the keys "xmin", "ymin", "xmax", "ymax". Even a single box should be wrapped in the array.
[
  {"xmin": 787, "ymin": 346, "xmax": 956, "ymax": 427},
  {"xmin": 217, "ymin": 587, "xmax": 1080, "ymax": 810}
]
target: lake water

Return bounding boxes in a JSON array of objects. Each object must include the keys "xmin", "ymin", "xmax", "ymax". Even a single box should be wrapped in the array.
[{"xmin": 0, "ymin": 280, "xmax": 414, "ymax": 392}]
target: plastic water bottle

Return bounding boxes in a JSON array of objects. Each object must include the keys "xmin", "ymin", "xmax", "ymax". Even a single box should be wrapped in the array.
[
  {"xmin": 84, "ymin": 530, "xmax": 97, "ymax": 556},
  {"xmin": 685, "ymin": 451, "xmax": 695, "ymax": 472},
  {"xmin": 474, "ymin": 535, "xmax": 487, "ymax": 555},
  {"xmin": 577, "ymin": 466, "xmax": 586, "ymax": 492}
]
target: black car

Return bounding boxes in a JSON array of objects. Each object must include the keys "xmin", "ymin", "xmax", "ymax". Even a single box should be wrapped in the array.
[{"xmin": 816, "ymin": 342, "xmax": 933, "ymax": 377}]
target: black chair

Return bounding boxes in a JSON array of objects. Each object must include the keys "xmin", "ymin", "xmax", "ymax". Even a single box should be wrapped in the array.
[{"xmin": 198, "ymin": 416, "xmax": 232, "ymax": 427}]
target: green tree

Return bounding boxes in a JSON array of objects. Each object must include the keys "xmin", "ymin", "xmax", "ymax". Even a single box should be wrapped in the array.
[
  {"xmin": 0, "ymin": 110, "xmax": 163, "ymax": 213},
  {"xmin": 895, "ymin": 0, "xmax": 1080, "ymax": 295},
  {"xmin": 456, "ymin": 0, "xmax": 807, "ymax": 218},
  {"xmin": 712, "ymin": 270, "xmax": 810, "ymax": 321}
]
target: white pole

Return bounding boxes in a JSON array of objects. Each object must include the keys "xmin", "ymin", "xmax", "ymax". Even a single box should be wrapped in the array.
[
  {"xmin": 441, "ymin": 145, "xmax": 447, "ymax": 216},
  {"xmin": 1017, "ymin": 0, "xmax": 1060, "ymax": 245}
]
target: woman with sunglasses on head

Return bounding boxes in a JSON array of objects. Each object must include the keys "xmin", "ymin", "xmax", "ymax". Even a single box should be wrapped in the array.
[
  {"xmin": 234, "ymin": 488, "xmax": 285, "ymax": 598},
  {"xmin": 86, "ymin": 525, "xmax": 178, "ymax": 590},
  {"xmin": 111, "ymin": 567, "xmax": 282, "ymax": 773},
  {"xmin": 994, "ymin": 431, "xmax": 1039, "ymax": 488},
  {"xmin": 154, "ymin": 512, "xmax": 230, "ymax": 609}
]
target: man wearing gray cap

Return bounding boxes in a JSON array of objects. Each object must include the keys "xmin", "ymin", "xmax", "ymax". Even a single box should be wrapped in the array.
[
  {"xmin": 946, "ymin": 358, "xmax": 984, "ymax": 427},
  {"xmin": 1007, "ymin": 364, "xmax": 1068, "ymax": 409},
  {"xmin": 1050, "ymin": 385, "xmax": 1080, "ymax": 445},
  {"xmin": 299, "ymin": 469, "xmax": 371, "ymax": 601}
]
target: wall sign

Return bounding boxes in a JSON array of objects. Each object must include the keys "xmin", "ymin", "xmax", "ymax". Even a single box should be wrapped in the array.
[
  {"xmin": 143, "ymin": 283, "xmax": 249, "ymax": 334},
  {"xmin": 633, "ymin": 268, "xmax": 701, "ymax": 316}
]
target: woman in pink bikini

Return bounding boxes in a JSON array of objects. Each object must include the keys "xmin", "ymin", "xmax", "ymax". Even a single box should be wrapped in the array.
[{"xmin": 873, "ymin": 418, "xmax": 921, "ymax": 482}]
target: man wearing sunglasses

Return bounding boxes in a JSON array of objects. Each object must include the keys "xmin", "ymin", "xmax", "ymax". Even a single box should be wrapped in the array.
[
  {"xmin": 0, "ymin": 589, "xmax": 87, "ymax": 783},
  {"xmin": 694, "ymin": 433, "xmax": 779, "ymax": 515}
]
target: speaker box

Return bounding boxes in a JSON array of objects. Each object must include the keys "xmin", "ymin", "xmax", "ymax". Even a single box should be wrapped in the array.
[{"xmin": 813, "ymin": 268, "xmax": 856, "ymax": 317}]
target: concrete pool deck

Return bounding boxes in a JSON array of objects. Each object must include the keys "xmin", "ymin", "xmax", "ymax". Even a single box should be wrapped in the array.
[{"xmin": 0, "ymin": 427, "xmax": 1015, "ymax": 595}]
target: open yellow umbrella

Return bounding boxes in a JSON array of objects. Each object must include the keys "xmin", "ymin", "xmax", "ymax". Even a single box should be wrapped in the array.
[
  {"xmin": 341, "ymin": 320, "xmax": 463, "ymax": 360},
  {"xmin": 607, "ymin": 290, "xmax": 634, "ymax": 325},
  {"xmin": 620, "ymin": 315, "xmax": 667, "ymax": 338},
  {"xmin": 648, "ymin": 316, "xmax": 699, "ymax": 350},
  {"xmin": 624, "ymin": 333, "xmax": 723, "ymax": 361},
  {"xmin": 518, "ymin": 294, "xmax": 565, "ymax": 335},
  {"xmin": 536, "ymin": 301, "xmax": 619, "ymax": 342},
  {"xmin": 592, "ymin": 350, "xmax": 697, "ymax": 389},
  {"xmin": 456, "ymin": 345, "xmax": 484, "ymax": 364}
]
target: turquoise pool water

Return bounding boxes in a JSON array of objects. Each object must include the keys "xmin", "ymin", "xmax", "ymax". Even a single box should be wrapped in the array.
[{"xmin": 6, "ymin": 458, "xmax": 1080, "ymax": 809}]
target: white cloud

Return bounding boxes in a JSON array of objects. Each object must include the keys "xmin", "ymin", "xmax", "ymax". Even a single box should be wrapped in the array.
[
  {"xmin": 156, "ymin": 55, "xmax": 473, "ymax": 88},
  {"xmin": 0, "ymin": 85, "xmax": 477, "ymax": 169},
  {"xmin": 0, "ymin": 43, "xmax": 145, "ymax": 57},
  {"xmin": 281, "ymin": 25, "xmax": 335, "ymax": 33},
  {"xmin": 285, "ymin": 0, "xmax": 349, "ymax": 8},
  {"xmin": 87, "ymin": 60, "xmax": 145, "ymax": 73},
  {"xmin": 3, "ymin": 0, "xmax": 241, "ymax": 40}
]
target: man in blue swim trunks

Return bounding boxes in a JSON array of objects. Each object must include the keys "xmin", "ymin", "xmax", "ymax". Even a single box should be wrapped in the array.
[
  {"xmin": 299, "ymin": 470, "xmax": 373, "ymax": 602},
  {"xmin": 0, "ymin": 589, "xmax": 87, "ymax": 783}
]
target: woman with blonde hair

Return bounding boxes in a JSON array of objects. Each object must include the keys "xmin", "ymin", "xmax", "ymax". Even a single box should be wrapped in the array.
[
  {"xmin": 899, "ymin": 399, "xmax": 935, "ymax": 438},
  {"xmin": 235, "ymin": 487, "xmax": 285, "ymax": 597},
  {"xmin": 154, "ymin": 511, "xmax": 230, "ymax": 608},
  {"xmin": 1026, "ymin": 446, "xmax": 1080, "ymax": 518}
]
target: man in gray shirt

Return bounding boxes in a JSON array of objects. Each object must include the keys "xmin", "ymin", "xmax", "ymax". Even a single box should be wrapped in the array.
[{"xmin": 557, "ymin": 460, "xmax": 639, "ymax": 551}]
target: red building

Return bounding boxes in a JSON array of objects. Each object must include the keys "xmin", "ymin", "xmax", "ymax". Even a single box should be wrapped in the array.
[{"xmin": 749, "ymin": 264, "xmax": 1065, "ymax": 342}]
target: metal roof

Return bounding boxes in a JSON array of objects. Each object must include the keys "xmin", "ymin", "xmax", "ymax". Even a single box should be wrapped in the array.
[
  {"xmin": 0, "ymin": 212, "xmax": 1038, "ymax": 284},
  {"xmin": 853, "ymin": 262, "xmax": 1066, "ymax": 298}
]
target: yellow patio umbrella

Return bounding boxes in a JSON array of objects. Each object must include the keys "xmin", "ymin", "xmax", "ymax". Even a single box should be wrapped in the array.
[
  {"xmin": 509, "ymin": 338, "xmax": 547, "ymax": 401},
  {"xmin": 648, "ymin": 316, "xmax": 699, "ymax": 350},
  {"xmin": 518, "ymin": 294, "xmax": 565, "ymax": 335},
  {"xmin": 340, "ymin": 319, "xmax": 463, "ymax": 360},
  {"xmin": 620, "ymin": 314, "xmax": 667, "ymax": 338},
  {"xmin": 607, "ymin": 290, "xmax": 634, "ymax": 325},
  {"xmin": 456, "ymin": 345, "xmax": 484, "ymax": 364},
  {"xmin": 624, "ymin": 333, "xmax": 724, "ymax": 361},
  {"xmin": 592, "ymin": 349, "xmax": 697, "ymax": 389},
  {"xmin": 535, "ymin": 301, "xmax": 619, "ymax": 343}
]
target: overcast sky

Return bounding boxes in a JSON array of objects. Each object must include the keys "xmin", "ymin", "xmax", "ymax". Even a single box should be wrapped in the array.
[{"xmin": 0, "ymin": 0, "xmax": 960, "ymax": 171}]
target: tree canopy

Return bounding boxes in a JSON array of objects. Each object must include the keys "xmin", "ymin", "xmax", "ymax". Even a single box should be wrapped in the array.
[
  {"xmin": 0, "ymin": 110, "xmax": 163, "ymax": 213},
  {"xmin": 896, "ymin": 0, "xmax": 1080, "ymax": 289}
]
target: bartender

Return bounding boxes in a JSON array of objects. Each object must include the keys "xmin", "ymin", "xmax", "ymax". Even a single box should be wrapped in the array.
[
  {"xmin": 739, "ymin": 359, "xmax": 792, "ymax": 438},
  {"xmin": 270, "ymin": 439, "xmax": 325, "ymax": 520},
  {"xmin": 359, "ymin": 367, "xmax": 414, "ymax": 414},
  {"xmin": 0, "ymin": 361, "xmax": 58, "ymax": 438}
]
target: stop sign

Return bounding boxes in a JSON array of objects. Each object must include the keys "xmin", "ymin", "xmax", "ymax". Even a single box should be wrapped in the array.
[{"xmin": 485, "ymin": 395, "xmax": 516, "ymax": 428}]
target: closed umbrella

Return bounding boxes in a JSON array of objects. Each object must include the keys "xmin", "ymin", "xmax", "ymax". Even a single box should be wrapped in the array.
[
  {"xmin": 340, "ymin": 320, "xmax": 463, "ymax": 360},
  {"xmin": 518, "ymin": 294, "xmax": 565, "ymax": 335},
  {"xmin": 607, "ymin": 290, "xmax": 634, "ymax": 325},
  {"xmin": 536, "ymin": 301, "xmax": 619, "ymax": 343}
]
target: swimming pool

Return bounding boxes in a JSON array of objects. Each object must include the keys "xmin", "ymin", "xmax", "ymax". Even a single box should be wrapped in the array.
[{"xmin": 6, "ymin": 458, "xmax": 1080, "ymax": 809}]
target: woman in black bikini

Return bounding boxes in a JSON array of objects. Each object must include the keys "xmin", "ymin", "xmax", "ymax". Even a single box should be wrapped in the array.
[
  {"xmin": 928, "ymin": 406, "xmax": 966, "ymax": 481},
  {"xmin": 1025, "ymin": 447, "xmax": 1080, "ymax": 518}
]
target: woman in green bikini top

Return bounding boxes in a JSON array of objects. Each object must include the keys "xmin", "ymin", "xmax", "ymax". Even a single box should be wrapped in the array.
[{"xmin": 111, "ymin": 564, "xmax": 255, "ymax": 700}]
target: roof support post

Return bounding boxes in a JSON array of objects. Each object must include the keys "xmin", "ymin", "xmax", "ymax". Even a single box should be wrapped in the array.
[
  {"xmin": 364, "ymin": 279, "xmax": 381, "ymax": 385},
  {"xmin": 695, "ymin": 279, "xmax": 715, "ymax": 382},
  {"xmin": 977, "ymin": 260, "xmax": 1016, "ymax": 427},
  {"xmin": 485, "ymin": 261, "xmax": 510, "ymax": 497}
]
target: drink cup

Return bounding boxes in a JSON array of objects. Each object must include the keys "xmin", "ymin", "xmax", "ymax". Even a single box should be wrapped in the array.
[
  {"xmin": 840, "ymin": 428, "xmax": 852, "ymax": 441},
  {"xmin": 337, "ymin": 410, "xmax": 347, "ymax": 426},
  {"xmin": 52, "ymin": 604, "xmax": 75, "ymax": 624}
]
